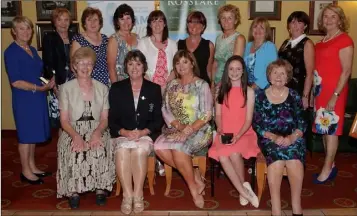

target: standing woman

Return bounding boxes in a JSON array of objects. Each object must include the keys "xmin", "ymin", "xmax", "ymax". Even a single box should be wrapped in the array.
[
  {"xmin": 107, "ymin": 4, "xmax": 139, "ymax": 84},
  {"xmin": 278, "ymin": 11, "xmax": 314, "ymax": 109},
  {"xmin": 244, "ymin": 17, "xmax": 278, "ymax": 90},
  {"xmin": 109, "ymin": 50, "xmax": 163, "ymax": 215},
  {"xmin": 4, "ymin": 16, "xmax": 55, "ymax": 184},
  {"xmin": 178, "ymin": 11, "xmax": 214, "ymax": 85},
  {"xmin": 312, "ymin": 4, "xmax": 354, "ymax": 184},
  {"xmin": 213, "ymin": 4, "xmax": 245, "ymax": 86},
  {"xmin": 137, "ymin": 10, "xmax": 177, "ymax": 89},
  {"xmin": 42, "ymin": 8, "xmax": 75, "ymax": 128},
  {"xmin": 71, "ymin": 7, "xmax": 110, "ymax": 86}
]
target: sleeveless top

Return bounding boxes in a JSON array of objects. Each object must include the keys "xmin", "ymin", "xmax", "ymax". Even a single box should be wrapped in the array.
[
  {"xmin": 111, "ymin": 33, "xmax": 139, "ymax": 81},
  {"xmin": 278, "ymin": 37, "xmax": 309, "ymax": 96},
  {"xmin": 214, "ymin": 32, "xmax": 240, "ymax": 84},
  {"xmin": 178, "ymin": 38, "xmax": 211, "ymax": 84},
  {"xmin": 72, "ymin": 34, "xmax": 110, "ymax": 86}
]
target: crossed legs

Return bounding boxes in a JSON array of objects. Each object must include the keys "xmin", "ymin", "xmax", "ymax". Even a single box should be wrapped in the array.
[
  {"xmin": 155, "ymin": 149, "xmax": 204, "ymax": 208},
  {"xmin": 267, "ymin": 160, "xmax": 304, "ymax": 216}
]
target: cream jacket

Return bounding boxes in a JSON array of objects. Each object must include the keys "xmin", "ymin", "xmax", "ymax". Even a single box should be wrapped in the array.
[{"xmin": 59, "ymin": 79, "xmax": 109, "ymax": 121}]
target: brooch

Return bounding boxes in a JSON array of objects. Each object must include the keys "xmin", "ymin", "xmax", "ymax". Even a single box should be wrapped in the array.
[{"xmin": 141, "ymin": 96, "xmax": 146, "ymax": 100}]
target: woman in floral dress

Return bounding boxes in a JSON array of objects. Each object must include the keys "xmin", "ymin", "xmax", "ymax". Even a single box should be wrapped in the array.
[
  {"xmin": 312, "ymin": 4, "xmax": 354, "ymax": 184},
  {"xmin": 154, "ymin": 50, "xmax": 213, "ymax": 209}
]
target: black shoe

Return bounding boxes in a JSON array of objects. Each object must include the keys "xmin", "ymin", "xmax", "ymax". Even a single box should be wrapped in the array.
[
  {"xmin": 96, "ymin": 193, "xmax": 107, "ymax": 206},
  {"xmin": 20, "ymin": 173, "xmax": 44, "ymax": 185},
  {"xmin": 34, "ymin": 171, "xmax": 52, "ymax": 178},
  {"xmin": 69, "ymin": 196, "xmax": 80, "ymax": 209}
]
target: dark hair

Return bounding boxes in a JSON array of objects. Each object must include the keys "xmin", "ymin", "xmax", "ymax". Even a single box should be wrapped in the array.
[
  {"xmin": 287, "ymin": 11, "xmax": 310, "ymax": 34},
  {"xmin": 172, "ymin": 50, "xmax": 200, "ymax": 79},
  {"xmin": 186, "ymin": 11, "xmax": 207, "ymax": 35},
  {"xmin": 81, "ymin": 7, "xmax": 103, "ymax": 31},
  {"xmin": 146, "ymin": 10, "xmax": 168, "ymax": 43},
  {"xmin": 217, "ymin": 55, "xmax": 248, "ymax": 108},
  {"xmin": 113, "ymin": 4, "xmax": 135, "ymax": 31},
  {"xmin": 124, "ymin": 50, "xmax": 148, "ymax": 76}
]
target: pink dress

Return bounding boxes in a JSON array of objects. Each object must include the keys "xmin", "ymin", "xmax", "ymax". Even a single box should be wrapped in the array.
[{"xmin": 208, "ymin": 87, "xmax": 260, "ymax": 161}]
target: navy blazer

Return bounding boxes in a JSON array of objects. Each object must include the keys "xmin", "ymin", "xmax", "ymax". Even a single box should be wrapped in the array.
[
  {"xmin": 42, "ymin": 30, "xmax": 75, "ymax": 85},
  {"xmin": 108, "ymin": 78, "xmax": 163, "ymax": 141}
]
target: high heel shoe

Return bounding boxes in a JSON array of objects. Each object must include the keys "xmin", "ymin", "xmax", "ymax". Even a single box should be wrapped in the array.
[
  {"xmin": 121, "ymin": 197, "xmax": 133, "ymax": 215},
  {"xmin": 194, "ymin": 168, "xmax": 206, "ymax": 195},
  {"xmin": 193, "ymin": 194, "xmax": 205, "ymax": 209},
  {"xmin": 313, "ymin": 166, "xmax": 338, "ymax": 184},
  {"xmin": 34, "ymin": 171, "xmax": 52, "ymax": 178},
  {"xmin": 20, "ymin": 173, "xmax": 44, "ymax": 185},
  {"xmin": 133, "ymin": 196, "xmax": 145, "ymax": 214}
]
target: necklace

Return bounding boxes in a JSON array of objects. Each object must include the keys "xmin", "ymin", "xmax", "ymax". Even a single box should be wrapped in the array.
[
  {"xmin": 323, "ymin": 29, "xmax": 340, "ymax": 43},
  {"xmin": 16, "ymin": 41, "xmax": 30, "ymax": 51},
  {"xmin": 271, "ymin": 87, "xmax": 285, "ymax": 97},
  {"xmin": 253, "ymin": 42, "xmax": 263, "ymax": 51}
]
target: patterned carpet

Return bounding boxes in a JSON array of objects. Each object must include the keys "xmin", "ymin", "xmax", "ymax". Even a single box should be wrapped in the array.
[{"xmin": 1, "ymin": 133, "xmax": 357, "ymax": 211}]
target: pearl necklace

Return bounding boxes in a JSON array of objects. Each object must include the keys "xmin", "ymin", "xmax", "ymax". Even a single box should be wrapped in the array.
[
  {"xmin": 322, "ymin": 29, "xmax": 340, "ymax": 43},
  {"xmin": 271, "ymin": 87, "xmax": 285, "ymax": 97}
]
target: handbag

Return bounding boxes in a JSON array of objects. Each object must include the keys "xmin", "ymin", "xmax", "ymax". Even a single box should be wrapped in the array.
[
  {"xmin": 349, "ymin": 114, "xmax": 357, "ymax": 139},
  {"xmin": 48, "ymin": 90, "xmax": 60, "ymax": 128}
]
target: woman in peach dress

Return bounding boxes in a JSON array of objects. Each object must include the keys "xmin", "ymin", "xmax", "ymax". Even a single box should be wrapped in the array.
[{"xmin": 208, "ymin": 55, "xmax": 260, "ymax": 208}]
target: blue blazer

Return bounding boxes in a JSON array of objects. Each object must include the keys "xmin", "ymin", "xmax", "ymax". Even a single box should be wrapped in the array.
[{"xmin": 244, "ymin": 41, "xmax": 278, "ymax": 89}]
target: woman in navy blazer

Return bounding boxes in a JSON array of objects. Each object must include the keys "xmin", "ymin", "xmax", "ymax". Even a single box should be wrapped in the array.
[{"xmin": 108, "ymin": 50, "xmax": 163, "ymax": 215}]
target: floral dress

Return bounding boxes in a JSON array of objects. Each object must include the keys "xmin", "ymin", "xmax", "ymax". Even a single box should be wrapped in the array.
[
  {"xmin": 57, "ymin": 101, "xmax": 115, "ymax": 197},
  {"xmin": 152, "ymin": 42, "xmax": 168, "ymax": 87},
  {"xmin": 154, "ymin": 79, "xmax": 213, "ymax": 155},
  {"xmin": 252, "ymin": 89, "xmax": 306, "ymax": 166},
  {"xmin": 247, "ymin": 53, "xmax": 256, "ymax": 86},
  {"xmin": 111, "ymin": 33, "xmax": 139, "ymax": 81},
  {"xmin": 313, "ymin": 33, "xmax": 354, "ymax": 135}
]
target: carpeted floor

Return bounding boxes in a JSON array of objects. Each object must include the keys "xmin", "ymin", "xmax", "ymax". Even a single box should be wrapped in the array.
[{"xmin": 2, "ymin": 133, "xmax": 357, "ymax": 211}]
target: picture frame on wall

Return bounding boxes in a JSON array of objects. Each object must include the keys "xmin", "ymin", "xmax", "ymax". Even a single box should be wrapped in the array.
[
  {"xmin": 270, "ymin": 27, "xmax": 276, "ymax": 43},
  {"xmin": 309, "ymin": 1, "xmax": 337, "ymax": 35},
  {"xmin": 1, "ymin": 1, "xmax": 22, "ymax": 28},
  {"xmin": 249, "ymin": 1, "xmax": 281, "ymax": 20},
  {"xmin": 36, "ymin": 1, "xmax": 77, "ymax": 21},
  {"xmin": 36, "ymin": 23, "xmax": 79, "ymax": 51}
]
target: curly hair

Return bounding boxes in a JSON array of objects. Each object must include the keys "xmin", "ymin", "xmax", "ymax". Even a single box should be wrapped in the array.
[{"xmin": 217, "ymin": 4, "xmax": 241, "ymax": 29}]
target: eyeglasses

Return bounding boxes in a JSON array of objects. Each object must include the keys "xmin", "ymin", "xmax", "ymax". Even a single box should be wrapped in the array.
[{"xmin": 76, "ymin": 61, "xmax": 94, "ymax": 67}]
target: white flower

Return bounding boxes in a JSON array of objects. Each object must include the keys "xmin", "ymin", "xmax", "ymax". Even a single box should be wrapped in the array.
[
  {"xmin": 314, "ymin": 70, "xmax": 322, "ymax": 86},
  {"xmin": 315, "ymin": 107, "xmax": 339, "ymax": 133}
]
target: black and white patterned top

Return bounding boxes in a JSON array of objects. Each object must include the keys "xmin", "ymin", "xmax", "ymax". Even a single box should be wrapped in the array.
[{"xmin": 72, "ymin": 34, "xmax": 110, "ymax": 86}]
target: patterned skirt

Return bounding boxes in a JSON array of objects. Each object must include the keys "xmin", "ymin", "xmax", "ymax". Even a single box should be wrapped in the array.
[
  {"xmin": 112, "ymin": 136, "xmax": 153, "ymax": 155},
  {"xmin": 56, "ymin": 120, "xmax": 115, "ymax": 198}
]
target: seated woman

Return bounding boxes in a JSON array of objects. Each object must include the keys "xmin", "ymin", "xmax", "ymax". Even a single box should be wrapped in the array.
[
  {"xmin": 208, "ymin": 55, "xmax": 259, "ymax": 208},
  {"xmin": 253, "ymin": 59, "xmax": 306, "ymax": 216},
  {"xmin": 57, "ymin": 47, "xmax": 115, "ymax": 209},
  {"xmin": 154, "ymin": 50, "xmax": 213, "ymax": 209},
  {"xmin": 108, "ymin": 50, "xmax": 163, "ymax": 215}
]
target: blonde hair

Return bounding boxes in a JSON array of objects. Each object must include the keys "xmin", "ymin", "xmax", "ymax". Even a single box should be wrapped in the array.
[
  {"xmin": 71, "ymin": 47, "xmax": 96, "ymax": 69},
  {"xmin": 51, "ymin": 8, "xmax": 72, "ymax": 26},
  {"xmin": 317, "ymin": 4, "xmax": 349, "ymax": 33},
  {"xmin": 217, "ymin": 4, "xmax": 241, "ymax": 29},
  {"xmin": 12, "ymin": 16, "xmax": 33, "ymax": 30},
  {"xmin": 248, "ymin": 17, "xmax": 273, "ymax": 42},
  {"xmin": 266, "ymin": 59, "xmax": 293, "ymax": 84}
]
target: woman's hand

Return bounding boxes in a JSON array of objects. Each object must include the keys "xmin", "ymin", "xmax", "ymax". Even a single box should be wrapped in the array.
[
  {"xmin": 39, "ymin": 77, "xmax": 55, "ymax": 91},
  {"xmin": 121, "ymin": 129, "xmax": 138, "ymax": 141},
  {"xmin": 275, "ymin": 135, "xmax": 294, "ymax": 147},
  {"xmin": 326, "ymin": 95, "xmax": 338, "ymax": 111},
  {"xmin": 250, "ymin": 83, "xmax": 259, "ymax": 90},
  {"xmin": 89, "ymin": 130, "xmax": 102, "ymax": 149},
  {"xmin": 302, "ymin": 97, "xmax": 309, "ymax": 110},
  {"xmin": 72, "ymin": 135, "xmax": 86, "ymax": 152},
  {"xmin": 230, "ymin": 134, "xmax": 241, "ymax": 144}
]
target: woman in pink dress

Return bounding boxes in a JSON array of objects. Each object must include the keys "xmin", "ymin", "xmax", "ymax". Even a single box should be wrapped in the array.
[{"xmin": 208, "ymin": 55, "xmax": 260, "ymax": 208}]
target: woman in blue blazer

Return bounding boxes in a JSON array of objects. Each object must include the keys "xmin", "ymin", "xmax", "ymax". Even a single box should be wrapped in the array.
[{"xmin": 244, "ymin": 17, "xmax": 278, "ymax": 90}]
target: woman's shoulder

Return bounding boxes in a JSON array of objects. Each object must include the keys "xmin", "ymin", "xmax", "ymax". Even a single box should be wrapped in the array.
[
  {"xmin": 4, "ymin": 42, "xmax": 17, "ymax": 55},
  {"xmin": 93, "ymin": 79, "xmax": 108, "ymax": 89},
  {"xmin": 338, "ymin": 32, "xmax": 354, "ymax": 46},
  {"xmin": 61, "ymin": 79, "xmax": 76, "ymax": 89}
]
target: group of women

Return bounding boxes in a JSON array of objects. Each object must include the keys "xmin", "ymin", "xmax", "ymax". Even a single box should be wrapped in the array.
[{"xmin": 4, "ymin": 3, "xmax": 354, "ymax": 216}]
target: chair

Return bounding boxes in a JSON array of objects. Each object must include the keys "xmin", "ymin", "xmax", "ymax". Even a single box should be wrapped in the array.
[
  {"xmin": 115, "ymin": 152, "xmax": 156, "ymax": 196},
  {"xmin": 164, "ymin": 148, "xmax": 207, "ymax": 196},
  {"xmin": 256, "ymin": 152, "xmax": 287, "ymax": 201}
]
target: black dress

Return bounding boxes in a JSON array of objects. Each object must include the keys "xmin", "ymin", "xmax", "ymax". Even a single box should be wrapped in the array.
[
  {"xmin": 178, "ymin": 38, "xmax": 211, "ymax": 84},
  {"xmin": 278, "ymin": 37, "xmax": 309, "ymax": 96}
]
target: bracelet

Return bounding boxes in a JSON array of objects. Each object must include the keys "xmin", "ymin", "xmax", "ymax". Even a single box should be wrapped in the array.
[
  {"xmin": 32, "ymin": 84, "xmax": 36, "ymax": 93},
  {"xmin": 333, "ymin": 92, "xmax": 340, "ymax": 97},
  {"xmin": 303, "ymin": 93, "xmax": 309, "ymax": 98}
]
